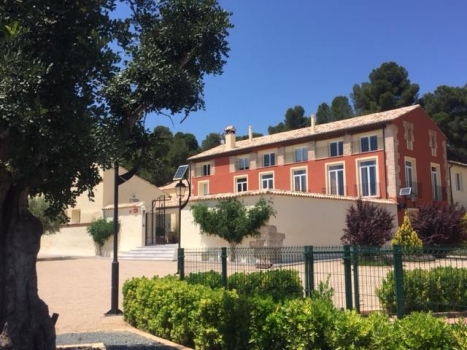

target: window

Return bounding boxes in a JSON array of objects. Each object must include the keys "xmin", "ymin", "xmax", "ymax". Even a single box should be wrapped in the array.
[
  {"xmin": 294, "ymin": 147, "xmax": 308, "ymax": 162},
  {"xmin": 405, "ymin": 160, "xmax": 413, "ymax": 188},
  {"xmin": 238, "ymin": 157, "xmax": 250, "ymax": 171},
  {"xmin": 261, "ymin": 173, "xmax": 274, "ymax": 189},
  {"xmin": 70, "ymin": 209, "xmax": 81, "ymax": 224},
  {"xmin": 360, "ymin": 135, "xmax": 378, "ymax": 152},
  {"xmin": 455, "ymin": 173, "xmax": 463, "ymax": 191},
  {"xmin": 292, "ymin": 169, "xmax": 307, "ymax": 192},
  {"xmin": 430, "ymin": 132, "xmax": 437, "ymax": 156},
  {"xmin": 202, "ymin": 163, "xmax": 211, "ymax": 176},
  {"xmin": 198, "ymin": 182, "xmax": 209, "ymax": 196},
  {"xmin": 431, "ymin": 165, "xmax": 440, "ymax": 200},
  {"xmin": 236, "ymin": 177, "xmax": 247, "ymax": 192},
  {"xmin": 328, "ymin": 164, "xmax": 344, "ymax": 195},
  {"xmin": 263, "ymin": 153, "xmax": 276, "ymax": 167},
  {"xmin": 329, "ymin": 141, "xmax": 343, "ymax": 157},
  {"xmin": 404, "ymin": 122, "xmax": 414, "ymax": 150},
  {"xmin": 359, "ymin": 160, "xmax": 377, "ymax": 196}
]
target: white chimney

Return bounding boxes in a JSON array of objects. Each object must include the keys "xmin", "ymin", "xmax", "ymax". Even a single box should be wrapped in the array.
[
  {"xmin": 224, "ymin": 126, "xmax": 236, "ymax": 149},
  {"xmin": 248, "ymin": 125, "xmax": 253, "ymax": 141},
  {"xmin": 311, "ymin": 114, "xmax": 316, "ymax": 133}
]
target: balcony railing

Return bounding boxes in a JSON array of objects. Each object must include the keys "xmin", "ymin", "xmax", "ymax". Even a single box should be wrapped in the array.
[{"xmin": 351, "ymin": 137, "xmax": 384, "ymax": 155}]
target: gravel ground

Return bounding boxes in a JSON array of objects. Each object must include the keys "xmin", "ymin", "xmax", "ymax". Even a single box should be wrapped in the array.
[{"xmin": 57, "ymin": 331, "xmax": 185, "ymax": 349}]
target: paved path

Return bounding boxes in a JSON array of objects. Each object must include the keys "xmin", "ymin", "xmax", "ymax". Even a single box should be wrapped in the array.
[{"xmin": 37, "ymin": 256, "xmax": 177, "ymax": 334}]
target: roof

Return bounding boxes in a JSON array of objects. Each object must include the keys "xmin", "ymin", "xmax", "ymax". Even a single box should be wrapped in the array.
[
  {"xmin": 188, "ymin": 189, "xmax": 396, "ymax": 205},
  {"xmin": 449, "ymin": 160, "xmax": 467, "ymax": 168},
  {"xmin": 189, "ymin": 105, "xmax": 421, "ymax": 161}
]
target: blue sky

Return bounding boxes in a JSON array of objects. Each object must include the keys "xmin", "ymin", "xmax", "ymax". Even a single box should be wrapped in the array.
[{"xmin": 144, "ymin": 0, "xmax": 467, "ymax": 143}]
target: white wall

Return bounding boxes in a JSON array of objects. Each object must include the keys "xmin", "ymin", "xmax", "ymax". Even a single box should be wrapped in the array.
[
  {"xmin": 181, "ymin": 194, "xmax": 398, "ymax": 249},
  {"xmin": 40, "ymin": 225, "xmax": 97, "ymax": 256}
]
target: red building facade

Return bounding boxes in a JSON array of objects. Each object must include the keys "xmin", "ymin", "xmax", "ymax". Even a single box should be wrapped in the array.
[{"xmin": 188, "ymin": 105, "xmax": 448, "ymax": 224}]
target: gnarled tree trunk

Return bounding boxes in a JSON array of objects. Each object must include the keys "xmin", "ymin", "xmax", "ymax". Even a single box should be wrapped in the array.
[{"xmin": 0, "ymin": 186, "xmax": 55, "ymax": 349}]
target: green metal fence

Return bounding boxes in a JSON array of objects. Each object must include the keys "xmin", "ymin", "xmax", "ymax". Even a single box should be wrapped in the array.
[{"xmin": 178, "ymin": 245, "xmax": 467, "ymax": 317}]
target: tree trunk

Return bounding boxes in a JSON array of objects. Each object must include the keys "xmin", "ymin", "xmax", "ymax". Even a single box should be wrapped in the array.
[
  {"xmin": 0, "ymin": 186, "xmax": 56, "ymax": 349},
  {"xmin": 229, "ymin": 242, "xmax": 237, "ymax": 262}
]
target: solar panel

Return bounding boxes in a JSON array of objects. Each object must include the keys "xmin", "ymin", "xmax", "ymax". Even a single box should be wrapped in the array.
[
  {"xmin": 173, "ymin": 165, "xmax": 189, "ymax": 180},
  {"xmin": 399, "ymin": 187, "xmax": 412, "ymax": 196}
]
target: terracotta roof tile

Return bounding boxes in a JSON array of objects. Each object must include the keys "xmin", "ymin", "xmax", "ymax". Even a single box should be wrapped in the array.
[{"xmin": 189, "ymin": 105, "xmax": 421, "ymax": 160}]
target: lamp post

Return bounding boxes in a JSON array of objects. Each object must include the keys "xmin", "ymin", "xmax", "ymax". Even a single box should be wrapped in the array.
[{"xmin": 175, "ymin": 180, "xmax": 187, "ymax": 248}]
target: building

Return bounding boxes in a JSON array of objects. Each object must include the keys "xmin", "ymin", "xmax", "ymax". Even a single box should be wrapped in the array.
[
  {"xmin": 39, "ymin": 166, "xmax": 182, "ymax": 256},
  {"xmin": 450, "ymin": 160, "xmax": 467, "ymax": 208},
  {"xmin": 186, "ymin": 105, "xmax": 449, "ymax": 247}
]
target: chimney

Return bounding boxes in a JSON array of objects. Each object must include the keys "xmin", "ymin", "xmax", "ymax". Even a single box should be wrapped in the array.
[
  {"xmin": 224, "ymin": 126, "xmax": 236, "ymax": 149},
  {"xmin": 311, "ymin": 114, "xmax": 316, "ymax": 133},
  {"xmin": 248, "ymin": 126, "xmax": 253, "ymax": 141}
]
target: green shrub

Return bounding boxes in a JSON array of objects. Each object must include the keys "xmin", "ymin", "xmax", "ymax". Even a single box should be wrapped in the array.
[
  {"xmin": 86, "ymin": 217, "xmax": 119, "ymax": 255},
  {"xmin": 123, "ymin": 276, "xmax": 467, "ymax": 350},
  {"xmin": 391, "ymin": 212, "xmax": 423, "ymax": 255},
  {"xmin": 377, "ymin": 267, "xmax": 467, "ymax": 313},
  {"xmin": 186, "ymin": 269, "xmax": 303, "ymax": 302},
  {"xmin": 394, "ymin": 312, "xmax": 459, "ymax": 349},
  {"xmin": 258, "ymin": 297, "xmax": 338, "ymax": 350},
  {"xmin": 228, "ymin": 269, "xmax": 303, "ymax": 302},
  {"xmin": 185, "ymin": 270, "xmax": 223, "ymax": 289}
]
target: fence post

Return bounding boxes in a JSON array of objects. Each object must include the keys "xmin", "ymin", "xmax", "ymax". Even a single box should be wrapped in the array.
[
  {"xmin": 393, "ymin": 244, "xmax": 405, "ymax": 318},
  {"xmin": 221, "ymin": 247, "xmax": 227, "ymax": 288},
  {"xmin": 178, "ymin": 248, "xmax": 185, "ymax": 280},
  {"xmin": 343, "ymin": 245, "xmax": 353, "ymax": 310},
  {"xmin": 304, "ymin": 246, "xmax": 314, "ymax": 297},
  {"xmin": 352, "ymin": 246, "xmax": 360, "ymax": 313}
]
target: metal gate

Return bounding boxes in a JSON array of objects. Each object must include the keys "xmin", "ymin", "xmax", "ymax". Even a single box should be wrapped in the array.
[{"xmin": 145, "ymin": 195, "xmax": 169, "ymax": 245}]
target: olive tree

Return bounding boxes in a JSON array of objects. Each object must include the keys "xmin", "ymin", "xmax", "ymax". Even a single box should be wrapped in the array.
[
  {"xmin": 0, "ymin": 0, "xmax": 232, "ymax": 348},
  {"xmin": 191, "ymin": 198, "xmax": 275, "ymax": 261}
]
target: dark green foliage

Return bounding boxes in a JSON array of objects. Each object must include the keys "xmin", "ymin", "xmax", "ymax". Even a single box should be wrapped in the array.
[
  {"xmin": 420, "ymin": 84, "xmax": 467, "ymax": 162},
  {"xmin": 201, "ymin": 132, "xmax": 223, "ymax": 151},
  {"xmin": 411, "ymin": 203, "xmax": 467, "ymax": 246},
  {"xmin": 377, "ymin": 267, "xmax": 467, "ymax": 314},
  {"xmin": 228, "ymin": 270, "xmax": 303, "ymax": 302},
  {"xmin": 123, "ymin": 275, "xmax": 467, "ymax": 350},
  {"xmin": 186, "ymin": 270, "xmax": 303, "ymax": 302},
  {"xmin": 28, "ymin": 196, "xmax": 67, "ymax": 234},
  {"xmin": 268, "ymin": 105, "xmax": 310, "ymax": 134},
  {"xmin": 351, "ymin": 61, "xmax": 419, "ymax": 114},
  {"xmin": 316, "ymin": 102, "xmax": 332, "ymax": 124},
  {"xmin": 185, "ymin": 270, "xmax": 223, "ymax": 289},
  {"xmin": 341, "ymin": 199, "xmax": 395, "ymax": 248},
  {"xmin": 87, "ymin": 218, "xmax": 119, "ymax": 255}
]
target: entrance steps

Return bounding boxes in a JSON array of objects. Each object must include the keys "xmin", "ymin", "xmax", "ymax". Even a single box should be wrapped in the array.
[{"xmin": 119, "ymin": 244, "xmax": 178, "ymax": 261}]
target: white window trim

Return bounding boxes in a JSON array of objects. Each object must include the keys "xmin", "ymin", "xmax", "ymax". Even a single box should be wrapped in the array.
[
  {"xmin": 430, "ymin": 163, "xmax": 441, "ymax": 200},
  {"xmin": 198, "ymin": 181, "xmax": 209, "ymax": 196},
  {"xmin": 404, "ymin": 156, "xmax": 417, "ymax": 191},
  {"xmin": 356, "ymin": 156, "xmax": 379, "ymax": 197},
  {"xmin": 455, "ymin": 172, "xmax": 463, "ymax": 191},
  {"xmin": 325, "ymin": 161, "xmax": 345, "ymax": 196},
  {"xmin": 290, "ymin": 166, "xmax": 307, "ymax": 192},
  {"xmin": 234, "ymin": 175, "xmax": 248, "ymax": 193},
  {"xmin": 259, "ymin": 171, "xmax": 274, "ymax": 190}
]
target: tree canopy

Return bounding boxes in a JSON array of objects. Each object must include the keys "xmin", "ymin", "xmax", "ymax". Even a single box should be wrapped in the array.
[
  {"xmin": 420, "ymin": 85, "xmax": 467, "ymax": 162},
  {"xmin": 0, "ymin": 0, "xmax": 232, "ymax": 347},
  {"xmin": 315, "ymin": 96, "xmax": 354, "ymax": 124},
  {"xmin": 268, "ymin": 105, "xmax": 310, "ymax": 134},
  {"xmin": 351, "ymin": 61, "xmax": 419, "ymax": 114}
]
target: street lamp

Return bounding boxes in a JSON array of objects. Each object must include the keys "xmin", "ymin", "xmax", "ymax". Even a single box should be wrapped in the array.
[
  {"xmin": 175, "ymin": 181, "xmax": 187, "ymax": 248},
  {"xmin": 172, "ymin": 165, "xmax": 191, "ymax": 249}
]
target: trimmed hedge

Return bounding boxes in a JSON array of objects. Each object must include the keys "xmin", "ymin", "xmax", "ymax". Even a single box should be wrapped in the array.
[
  {"xmin": 185, "ymin": 269, "xmax": 303, "ymax": 302},
  {"xmin": 123, "ymin": 276, "xmax": 467, "ymax": 350},
  {"xmin": 377, "ymin": 266, "xmax": 467, "ymax": 313}
]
